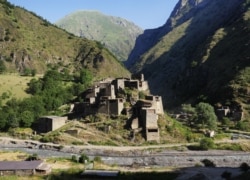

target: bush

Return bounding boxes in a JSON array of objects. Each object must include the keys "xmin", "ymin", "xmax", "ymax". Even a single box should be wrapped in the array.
[
  {"xmin": 79, "ymin": 153, "xmax": 89, "ymax": 163},
  {"xmin": 26, "ymin": 153, "xmax": 39, "ymax": 161},
  {"xmin": 199, "ymin": 137, "xmax": 215, "ymax": 150},
  {"xmin": 0, "ymin": 60, "xmax": 6, "ymax": 74},
  {"xmin": 71, "ymin": 155, "xmax": 78, "ymax": 163},
  {"xmin": 201, "ymin": 159, "xmax": 216, "ymax": 167},
  {"xmin": 240, "ymin": 162, "xmax": 250, "ymax": 172},
  {"xmin": 93, "ymin": 156, "xmax": 102, "ymax": 163}
]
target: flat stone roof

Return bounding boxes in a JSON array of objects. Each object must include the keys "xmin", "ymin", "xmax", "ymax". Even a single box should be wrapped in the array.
[{"xmin": 0, "ymin": 160, "xmax": 43, "ymax": 170}]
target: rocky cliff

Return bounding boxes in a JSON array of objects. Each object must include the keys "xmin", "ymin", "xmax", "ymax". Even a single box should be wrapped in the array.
[{"xmin": 127, "ymin": 0, "xmax": 250, "ymax": 112}]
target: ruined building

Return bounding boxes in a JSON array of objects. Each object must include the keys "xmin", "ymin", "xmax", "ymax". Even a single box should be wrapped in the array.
[
  {"xmin": 71, "ymin": 74, "xmax": 163, "ymax": 142},
  {"xmin": 36, "ymin": 116, "xmax": 67, "ymax": 133},
  {"xmin": 216, "ymin": 105, "xmax": 244, "ymax": 121}
]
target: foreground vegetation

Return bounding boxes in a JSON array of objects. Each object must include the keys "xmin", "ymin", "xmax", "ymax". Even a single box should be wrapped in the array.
[{"xmin": 0, "ymin": 67, "xmax": 92, "ymax": 131}]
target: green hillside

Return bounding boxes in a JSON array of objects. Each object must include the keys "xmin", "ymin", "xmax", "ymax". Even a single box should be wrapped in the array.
[
  {"xmin": 128, "ymin": 0, "xmax": 250, "ymax": 113},
  {"xmin": 56, "ymin": 11, "xmax": 143, "ymax": 61},
  {"xmin": 0, "ymin": 1, "xmax": 130, "ymax": 79}
]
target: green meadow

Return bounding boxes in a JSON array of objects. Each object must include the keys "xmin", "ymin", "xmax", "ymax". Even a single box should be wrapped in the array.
[{"xmin": 0, "ymin": 74, "xmax": 34, "ymax": 102}]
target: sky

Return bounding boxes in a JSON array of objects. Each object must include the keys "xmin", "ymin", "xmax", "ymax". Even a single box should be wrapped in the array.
[{"xmin": 8, "ymin": 0, "xmax": 179, "ymax": 29}]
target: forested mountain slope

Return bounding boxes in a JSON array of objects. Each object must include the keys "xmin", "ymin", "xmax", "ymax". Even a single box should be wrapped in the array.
[
  {"xmin": 0, "ymin": 0, "xmax": 130, "ymax": 78},
  {"xmin": 127, "ymin": 0, "xmax": 250, "ymax": 114},
  {"xmin": 56, "ymin": 11, "xmax": 143, "ymax": 62}
]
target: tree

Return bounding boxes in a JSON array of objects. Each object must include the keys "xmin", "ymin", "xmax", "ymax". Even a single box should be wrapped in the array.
[
  {"xmin": 78, "ymin": 69, "xmax": 93, "ymax": 88},
  {"xmin": 195, "ymin": 102, "xmax": 217, "ymax": 130},
  {"xmin": 181, "ymin": 104, "xmax": 197, "ymax": 127},
  {"xmin": 27, "ymin": 78, "xmax": 42, "ymax": 95},
  {"xmin": 0, "ymin": 110, "xmax": 8, "ymax": 130},
  {"xmin": 0, "ymin": 60, "xmax": 6, "ymax": 74},
  {"xmin": 20, "ymin": 110, "xmax": 34, "ymax": 127}
]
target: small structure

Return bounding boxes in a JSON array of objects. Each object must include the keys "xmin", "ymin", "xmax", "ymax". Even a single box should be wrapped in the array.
[
  {"xmin": 145, "ymin": 95, "xmax": 164, "ymax": 115},
  {"xmin": 82, "ymin": 170, "xmax": 119, "ymax": 178},
  {"xmin": 216, "ymin": 106, "xmax": 230, "ymax": 120},
  {"xmin": 0, "ymin": 160, "xmax": 51, "ymax": 176},
  {"xmin": 141, "ymin": 108, "xmax": 160, "ymax": 142},
  {"xmin": 36, "ymin": 116, "xmax": 67, "ymax": 133},
  {"xmin": 216, "ymin": 105, "xmax": 244, "ymax": 121}
]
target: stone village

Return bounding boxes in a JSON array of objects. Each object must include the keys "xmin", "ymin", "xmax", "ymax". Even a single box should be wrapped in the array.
[
  {"xmin": 0, "ymin": 74, "xmax": 164, "ymax": 176},
  {"xmin": 35, "ymin": 73, "xmax": 246, "ymax": 142},
  {"xmin": 36, "ymin": 74, "xmax": 164, "ymax": 142}
]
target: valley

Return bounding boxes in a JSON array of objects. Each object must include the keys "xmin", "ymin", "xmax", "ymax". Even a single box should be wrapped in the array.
[{"xmin": 1, "ymin": 0, "xmax": 250, "ymax": 179}]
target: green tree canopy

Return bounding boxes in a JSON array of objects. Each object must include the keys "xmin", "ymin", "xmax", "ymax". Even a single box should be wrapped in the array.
[
  {"xmin": 78, "ymin": 68, "xmax": 93, "ymax": 88},
  {"xmin": 181, "ymin": 104, "xmax": 197, "ymax": 127},
  {"xmin": 20, "ymin": 110, "xmax": 34, "ymax": 127},
  {"xmin": 195, "ymin": 102, "xmax": 217, "ymax": 130}
]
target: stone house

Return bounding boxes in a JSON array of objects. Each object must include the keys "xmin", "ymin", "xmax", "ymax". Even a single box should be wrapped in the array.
[
  {"xmin": 141, "ymin": 108, "xmax": 159, "ymax": 142},
  {"xmin": 216, "ymin": 106, "xmax": 230, "ymax": 120},
  {"xmin": 216, "ymin": 105, "xmax": 244, "ymax": 121},
  {"xmin": 135, "ymin": 99, "xmax": 161, "ymax": 142},
  {"xmin": 113, "ymin": 74, "xmax": 148, "ymax": 92},
  {"xmin": 113, "ymin": 78, "xmax": 128, "ymax": 92},
  {"xmin": 145, "ymin": 95, "xmax": 164, "ymax": 115},
  {"xmin": 36, "ymin": 116, "xmax": 67, "ymax": 133},
  {"xmin": 98, "ymin": 98, "xmax": 124, "ymax": 116},
  {"xmin": 0, "ymin": 160, "xmax": 51, "ymax": 176}
]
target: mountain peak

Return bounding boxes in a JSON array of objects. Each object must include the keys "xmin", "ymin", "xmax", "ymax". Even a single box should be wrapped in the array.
[{"xmin": 56, "ymin": 11, "xmax": 143, "ymax": 62}]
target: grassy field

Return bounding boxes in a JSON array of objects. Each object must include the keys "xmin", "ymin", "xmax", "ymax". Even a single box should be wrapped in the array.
[{"xmin": 0, "ymin": 74, "xmax": 34, "ymax": 102}]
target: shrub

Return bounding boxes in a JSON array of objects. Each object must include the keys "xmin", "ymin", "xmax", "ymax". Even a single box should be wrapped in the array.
[
  {"xmin": 199, "ymin": 137, "xmax": 215, "ymax": 150},
  {"xmin": 93, "ymin": 156, "xmax": 102, "ymax": 163},
  {"xmin": 79, "ymin": 153, "xmax": 89, "ymax": 163},
  {"xmin": 240, "ymin": 162, "xmax": 250, "ymax": 172},
  {"xmin": 0, "ymin": 60, "xmax": 6, "ymax": 74},
  {"xmin": 138, "ymin": 91, "xmax": 146, "ymax": 99},
  {"xmin": 71, "ymin": 155, "xmax": 78, "ymax": 163},
  {"xmin": 201, "ymin": 159, "xmax": 216, "ymax": 167},
  {"xmin": 26, "ymin": 153, "xmax": 39, "ymax": 161}
]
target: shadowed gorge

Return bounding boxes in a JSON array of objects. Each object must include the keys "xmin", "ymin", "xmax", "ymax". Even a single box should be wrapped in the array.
[{"xmin": 127, "ymin": 0, "xmax": 250, "ymax": 114}]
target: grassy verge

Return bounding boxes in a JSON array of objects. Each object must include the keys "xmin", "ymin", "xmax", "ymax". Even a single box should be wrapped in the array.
[{"xmin": 0, "ymin": 74, "xmax": 34, "ymax": 103}]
